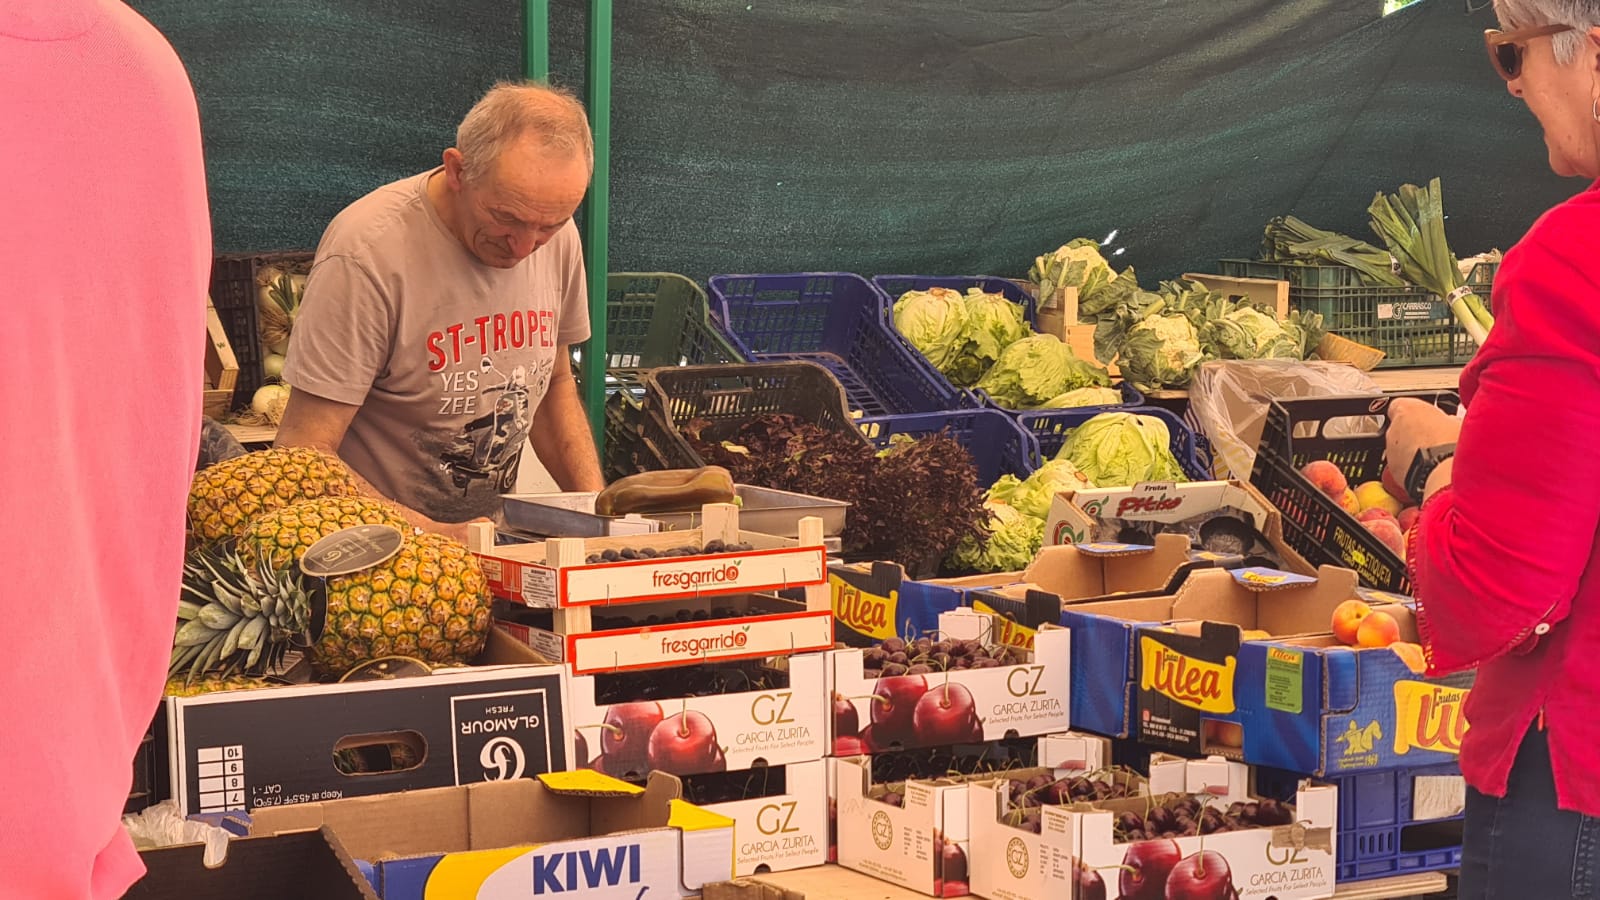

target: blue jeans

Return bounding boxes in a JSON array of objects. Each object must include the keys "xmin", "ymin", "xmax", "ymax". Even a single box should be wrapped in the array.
[{"xmin": 1459, "ymin": 724, "xmax": 1600, "ymax": 899}]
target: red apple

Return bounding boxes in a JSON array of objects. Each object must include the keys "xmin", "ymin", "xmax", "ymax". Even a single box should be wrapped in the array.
[
  {"xmin": 912, "ymin": 682, "xmax": 983, "ymax": 745},
  {"xmin": 869, "ymin": 675, "xmax": 929, "ymax": 747},
  {"xmin": 939, "ymin": 838, "xmax": 968, "ymax": 885},
  {"xmin": 1119, "ymin": 838, "xmax": 1181, "ymax": 900},
  {"xmin": 599, "ymin": 702, "xmax": 661, "ymax": 779},
  {"xmin": 1164, "ymin": 850, "xmax": 1234, "ymax": 900},
  {"xmin": 647, "ymin": 711, "xmax": 724, "ymax": 774},
  {"xmin": 833, "ymin": 735, "xmax": 867, "ymax": 756},
  {"xmin": 834, "ymin": 693, "xmax": 860, "ymax": 737},
  {"xmin": 1078, "ymin": 862, "xmax": 1107, "ymax": 900}
]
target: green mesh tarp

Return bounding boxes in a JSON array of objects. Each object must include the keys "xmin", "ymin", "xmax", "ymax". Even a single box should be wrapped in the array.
[{"xmin": 131, "ymin": 0, "xmax": 1576, "ymax": 284}]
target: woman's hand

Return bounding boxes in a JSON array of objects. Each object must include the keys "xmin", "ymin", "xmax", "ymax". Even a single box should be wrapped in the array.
[{"xmin": 1383, "ymin": 398, "xmax": 1462, "ymax": 487}]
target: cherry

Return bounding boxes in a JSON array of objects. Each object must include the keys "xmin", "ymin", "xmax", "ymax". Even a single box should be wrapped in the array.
[
  {"xmin": 1120, "ymin": 837, "xmax": 1181, "ymax": 900},
  {"xmin": 1164, "ymin": 850, "xmax": 1234, "ymax": 900},
  {"xmin": 1078, "ymin": 861, "xmax": 1107, "ymax": 900},
  {"xmin": 869, "ymin": 675, "xmax": 929, "ymax": 747},
  {"xmin": 834, "ymin": 693, "xmax": 859, "ymax": 737},
  {"xmin": 646, "ymin": 711, "xmax": 724, "ymax": 774},
  {"xmin": 911, "ymin": 682, "xmax": 983, "ymax": 745}
]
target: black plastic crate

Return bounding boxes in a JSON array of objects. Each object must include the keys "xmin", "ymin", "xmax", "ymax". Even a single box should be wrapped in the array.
[
  {"xmin": 209, "ymin": 251, "xmax": 314, "ymax": 407},
  {"xmin": 641, "ymin": 361, "xmax": 871, "ymax": 465},
  {"xmin": 1249, "ymin": 392, "xmax": 1458, "ymax": 593},
  {"xmin": 1256, "ymin": 762, "xmax": 1465, "ymax": 883},
  {"xmin": 126, "ymin": 709, "xmax": 167, "ymax": 815}
]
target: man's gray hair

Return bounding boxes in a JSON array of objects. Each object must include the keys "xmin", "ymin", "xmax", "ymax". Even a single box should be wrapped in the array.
[
  {"xmin": 455, "ymin": 81, "xmax": 594, "ymax": 183},
  {"xmin": 1496, "ymin": 0, "xmax": 1600, "ymax": 64}
]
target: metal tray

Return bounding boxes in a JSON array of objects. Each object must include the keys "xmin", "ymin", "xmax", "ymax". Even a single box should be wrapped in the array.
[{"xmin": 500, "ymin": 484, "xmax": 849, "ymax": 540}]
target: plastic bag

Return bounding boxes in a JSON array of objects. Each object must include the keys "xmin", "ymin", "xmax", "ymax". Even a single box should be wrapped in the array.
[
  {"xmin": 1188, "ymin": 359, "xmax": 1382, "ymax": 480},
  {"xmin": 122, "ymin": 801, "xmax": 236, "ymax": 866}
]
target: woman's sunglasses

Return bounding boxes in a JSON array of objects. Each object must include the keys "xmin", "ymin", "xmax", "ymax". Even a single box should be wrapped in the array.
[{"xmin": 1484, "ymin": 24, "xmax": 1574, "ymax": 81}]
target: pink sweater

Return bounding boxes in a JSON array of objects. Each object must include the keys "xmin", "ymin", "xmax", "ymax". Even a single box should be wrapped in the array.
[
  {"xmin": 0, "ymin": 3, "xmax": 210, "ymax": 897},
  {"xmin": 1410, "ymin": 180, "xmax": 1600, "ymax": 816}
]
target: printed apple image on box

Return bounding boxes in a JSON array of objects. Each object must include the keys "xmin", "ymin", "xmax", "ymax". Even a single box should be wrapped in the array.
[
  {"xmin": 828, "ymin": 613, "xmax": 1071, "ymax": 755},
  {"xmin": 569, "ymin": 652, "xmax": 827, "ymax": 779}
]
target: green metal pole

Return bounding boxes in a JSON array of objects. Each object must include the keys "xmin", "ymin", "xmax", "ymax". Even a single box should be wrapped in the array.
[
  {"xmin": 580, "ymin": 0, "xmax": 612, "ymax": 446},
  {"xmin": 523, "ymin": 0, "xmax": 549, "ymax": 81}
]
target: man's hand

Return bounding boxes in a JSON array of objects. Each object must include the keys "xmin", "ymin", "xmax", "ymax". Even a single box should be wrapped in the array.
[{"xmin": 1383, "ymin": 398, "xmax": 1462, "ymax": 486}]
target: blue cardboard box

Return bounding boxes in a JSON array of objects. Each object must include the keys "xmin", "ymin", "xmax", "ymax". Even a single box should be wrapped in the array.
[
  {"xmin": 829, "ymin": 560, "xmax": 1016, "ymax": 648},
  {"xmin": 1236, "ymin": 601, "xmax": 1475, "ymax": 776}
]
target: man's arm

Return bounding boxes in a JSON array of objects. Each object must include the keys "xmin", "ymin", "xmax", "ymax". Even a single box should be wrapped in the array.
[
  {"xmin": 528, "ymin": 346, "xmax": 605, "ymax": 491},
  {"xmin": 274, "ymin": 389, "xmax": 480, "ymax": 541}
]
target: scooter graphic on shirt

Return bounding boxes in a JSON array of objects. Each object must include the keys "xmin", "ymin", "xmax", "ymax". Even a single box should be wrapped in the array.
[{"xmin": 440, "ymin": 359, "xmax": 531, "ymax": 493}]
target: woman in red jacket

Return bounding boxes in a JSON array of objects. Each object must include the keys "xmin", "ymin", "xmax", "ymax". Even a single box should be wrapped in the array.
[{"xmin": 1384, "ymin": 4, "xmax": 1600, "ymax": 897}]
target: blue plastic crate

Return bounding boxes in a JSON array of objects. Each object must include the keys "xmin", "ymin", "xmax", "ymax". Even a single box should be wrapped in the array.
[
  {"xmin": 856, "ymin": 409, "xmax": 1035, "ymax": 489},
  {"xmin": 1255, "ymin": 763, "xmax": 1465, "ymax": 883},
  {"xmin": 871, "ymin": 274, "xmax": 1139, "ymax": 414},
  {"xmin": 1016, "ymin": 406, "xmax": 1208, "ymax": 481},
  {"xmin": 708, "ymin": 272, "xmax": 970, "ymax": 417}
]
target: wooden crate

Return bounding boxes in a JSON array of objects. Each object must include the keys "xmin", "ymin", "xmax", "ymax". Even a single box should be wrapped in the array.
[{"xmin": 203, "ymin": 298, "xmax": 238, "ymax": 419}]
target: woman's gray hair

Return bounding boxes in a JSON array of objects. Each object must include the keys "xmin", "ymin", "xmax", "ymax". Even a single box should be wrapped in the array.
[
  {"xmin": 455, "ymin": 81, "xmax": 594, "ymax": 184},
  {"xmin": 1496, "ymin": 0, "xmax": 1600, "ymax": 63}
]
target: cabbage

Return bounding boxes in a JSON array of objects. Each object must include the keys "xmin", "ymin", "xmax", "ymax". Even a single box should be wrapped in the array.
[
  {"xmin": 892, "ymin": 288, "xmax": 969, "ymax": 372},
  {"xmin": 1042, "ymin": 386, "xmax": 1124, "ymax": 409},
  {"xmin": 986, "ymin": 473, "xmax": 1024, "ymax": 506},
  {"xmin": 1057, "ymin": 412, "xmax": 1189, "ymax": 487},
  {"xmin": 945, "ymin": 500, "xmax": 1045, "ymax": 574},
  {"xmin": 1118, "ymin": 312, "xmax": 1205, "ymax": 392},
  {"xmin": 1204, "ymin": 304, "xmax": 1302, "ymax": 361},
  {"xmin": 975, "ymin": 334, "xmax": 1111, "ymax": 409},
  {"xmin": 962, "ymin": 290, "xmax": 1031, "ymax": 370},
  {"xmin": 1010, "ymin": 458, "xmax": 1096, "ymax": 519}
]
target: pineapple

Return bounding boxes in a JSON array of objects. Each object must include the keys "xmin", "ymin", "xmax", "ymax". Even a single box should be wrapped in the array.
[
  {"xmin": 239, "ymin": 496, "xmax": 413, "ymax": 571},
  {"xmin": 171, "ymin": 531, "xmax": 492, "ymax": 683},
  {"xmin": 171, "ymin": 550, "xmax": 312, "ymax": 685},
  {"xmin": 164, "ymin": 673, "xmax": 277, "ymax": 697},
  {"xmin": 188, "ymin": 447, "xmax": 361, "ymax": 545},
  {"xmin": 314, "ymin": 531, "xmax": 492, "ymax": 678}
]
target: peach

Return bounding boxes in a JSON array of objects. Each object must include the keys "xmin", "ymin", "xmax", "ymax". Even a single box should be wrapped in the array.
[
  {"xmin": 1355, "ymin": 481, "xmax": 1404, "ymax": 517},
  {"xmin": 1390, "ymin": 641, "xmax": 1427, "ymax": 674},
  {"xmin": 1362, "ymin": 517, "xmax": 1406, "ymax": 557},
  {"xmin": 1338, "ymin": 489, "xmax": 1361, "ymax": 516},
  {"xmin": 1301, "ymin": 460, "xmax": 1348, "ymax": 498},
  {"xmin": 1331, "ymin": 599, "xmax": 1372, "ymax": 646},
  {"xmin": 1356, "ymin": 610, "xmax": 1401, "ymax": 648},
  {"xmin": 1204, "ymin": 719, "xmax": 1244, "ymax": 750},
  {"xmin": 1358, "ymin": 507, "xmax": 1399, "ymax": 526},
  {"xmin": 1397, "ymin": 506, "xmax": 1421, "ymax": 532}
]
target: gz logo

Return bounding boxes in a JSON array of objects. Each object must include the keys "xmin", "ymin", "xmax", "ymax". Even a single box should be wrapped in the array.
[
  {"xmin": 1006, "ymin": 837, "xmax": 1030, "ymax": 879},
  {"xmin": 451, "ymin": 686, "xmax": 558, "ymax": 786},
  {"xmin": 871, "ymin": 810, "xmax": 894, "ymax": 850}
]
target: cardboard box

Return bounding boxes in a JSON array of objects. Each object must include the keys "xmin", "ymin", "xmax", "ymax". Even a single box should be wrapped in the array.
[
  {"xmin": 1045, "ymin": 480, "xmax": 1314, "ymax": 576},
  {"xmin": 979, "ymin": 564, "xmax": 1354, "ymax": 747},
  {"xmin": 474, "ymin": 503, "xmax": 827, "ymax": 608},
  {"xmin": 992, "ymin": 755, "xmax": 1337, "ymax": 900},
  {"xmin": 828, "ymin": 617, "xmax": 1071, "ymax": 754},
  {"xmin": 251, "ymin": 771, "xmax": 735, "ymax": 900},
  {"xmin": 569, "ymin": 652, "xmax": 827, "ymax": 778},
  {"xmin": 834, "ymin": 735, "xmax": 1099, "ymax": 898},
  {"xmin": 495, "ymin": 592, "xmax": 834, "ymax": 673},
  {"xmin": 166, "ymin": 629, "xmax": 569, "ymax": 815},
  {"xmin": 1235, "ymin": 602, "xmax": 1475, "ymax": 775},
  {"xmin": 830, "ymin": 561, "xmax": 1021, "ymax": 648},
  {"xmin": 964, "ymin": 534, "xmax": 1202, "ymax": 651},
  {"xmin": 967, "ymin": 733, "xmax": 1143, "ymax": 900},
  {"xmin": 125, "ymin": 827, "xmax": 378, "ymax": 900},
  {"xmin": 701, "ymin": 758, "xmax": 829, "ymax": 875}
]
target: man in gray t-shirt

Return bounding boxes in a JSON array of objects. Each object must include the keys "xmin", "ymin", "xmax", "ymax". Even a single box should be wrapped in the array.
[{"xmin": 276, "ymin": 83, "xmax": 604, "ymax": 539}]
